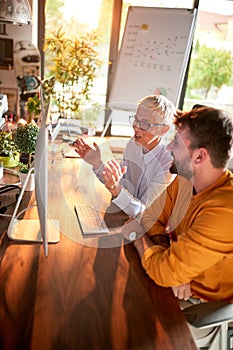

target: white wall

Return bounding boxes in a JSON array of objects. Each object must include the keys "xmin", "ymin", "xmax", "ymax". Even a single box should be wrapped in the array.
[
  {"xmin": 0, "ymin": 24, "xmax": 32, "ymax": 88},
  {"xmin": 0, "ymin": 23, "xmax": 33, "ymax": 116}
]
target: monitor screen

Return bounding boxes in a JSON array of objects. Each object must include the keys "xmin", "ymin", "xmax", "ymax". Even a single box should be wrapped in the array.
[{"xmin": 34, "ymin": 96, "xmax": 60, "ymax": 256}]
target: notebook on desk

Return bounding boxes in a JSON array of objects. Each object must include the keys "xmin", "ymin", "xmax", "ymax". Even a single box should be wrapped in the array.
[
  {"xmin": 74, "ymin": 204, "xmax": 110, "ymax": 235},
  {"xmin": 64, "ymin": 146, "xmax": 81, "ymax": 158}
]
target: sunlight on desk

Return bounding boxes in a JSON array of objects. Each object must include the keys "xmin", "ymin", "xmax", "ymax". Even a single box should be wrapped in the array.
[
  {"xmin": 0, "ymin": 135, "xmax": 197, "ymax": 350},
  {"xmin": 8, "ymin": 218, "xmax": 60, "ymax": 243}
]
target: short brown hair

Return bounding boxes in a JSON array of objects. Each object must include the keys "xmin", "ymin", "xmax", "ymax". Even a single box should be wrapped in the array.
[{"xmin": 174, "ymin": 107, "xmax": 233, "ymax": 168}]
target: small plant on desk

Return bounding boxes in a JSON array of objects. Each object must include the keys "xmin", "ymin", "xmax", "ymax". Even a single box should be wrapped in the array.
[
  {"xmin": 14, "ymin": 122, "xmax": 39, "ymax": 191},
  {"xmin": 14, "ymin": 122, "xmax": 39, "ymax": 173}
]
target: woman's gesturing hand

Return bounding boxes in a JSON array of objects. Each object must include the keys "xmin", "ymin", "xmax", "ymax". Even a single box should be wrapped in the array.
[
  {"xmin": 73, "ymin": 138, "xmax": 102, "ymax": 169},
  {"xmin": 102, "ymin": 159, "xmax": 127, "ymax": 198}
]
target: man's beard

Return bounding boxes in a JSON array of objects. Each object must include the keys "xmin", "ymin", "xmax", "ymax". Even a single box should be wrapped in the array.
[
  {"xmin": 170, "ymin": 162, "xmax": 178, "ymax": 174},
  {"xmin": 169, "ymin": 161, "xmax": 193, "ymax": 180}
]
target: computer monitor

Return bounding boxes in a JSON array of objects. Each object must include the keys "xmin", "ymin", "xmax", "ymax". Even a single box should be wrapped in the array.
[
  {"xmin": 34, "ymin": 96, "xmax": 60, "ymax": 255},
  {"xmin": 7, "ymin": 95, "xmax": 60, "ymax": 257}
]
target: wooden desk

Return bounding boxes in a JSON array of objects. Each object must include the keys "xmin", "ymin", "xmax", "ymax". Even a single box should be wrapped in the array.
[{"xmin": 0, "ymin": 139, "xmax": 197, "ymax": 350}]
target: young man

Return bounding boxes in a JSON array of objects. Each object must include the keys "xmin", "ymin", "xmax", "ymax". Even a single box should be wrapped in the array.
[
  {"xmin": 74, "ymin": 95, "xmax": 177, "ymax": 217},
  {"xmin": 127, "ymin": 106, "xmax": 233, "ymax": 303}
]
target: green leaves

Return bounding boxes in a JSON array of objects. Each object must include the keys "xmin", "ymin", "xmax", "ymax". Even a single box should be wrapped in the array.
[
  {"xmin": 26, "ymin": 96, "xmax": 41, "ymax": 116},
  {"xmin": 14, "ymin": 123, "xmax": 39, "ymax": 155},
  {"xmin": 187, "ymin": 45, "xmax": 233, "ymax": 98},
  {"xmin": 0, "ymin": 131, "xmax": 18, "ymax": 157},
  {"xmin": 43, "ymin": 28, "xmax": 102, "ymax": 117}
]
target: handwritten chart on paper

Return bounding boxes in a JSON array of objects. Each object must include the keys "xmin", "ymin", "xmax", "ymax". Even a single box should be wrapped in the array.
[{"xmin": 108, "ymin": 7, "xmax": 197, "ymax": 110}]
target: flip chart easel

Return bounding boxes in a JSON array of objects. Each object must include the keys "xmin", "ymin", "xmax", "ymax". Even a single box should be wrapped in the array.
[{"xmin": 102, "ymin": 6, "xmax": 197, "ymax": 136}]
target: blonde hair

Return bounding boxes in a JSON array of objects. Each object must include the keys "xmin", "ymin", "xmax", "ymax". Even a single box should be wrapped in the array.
[{"xmin": 137, "ymin": 95, "xmax": 177, "ymax": 125}]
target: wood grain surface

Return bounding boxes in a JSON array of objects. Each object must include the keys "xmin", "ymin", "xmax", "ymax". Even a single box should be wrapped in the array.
[{"xmin": 0, "ymin": 139, "xmax": 197, "ymax": 350}]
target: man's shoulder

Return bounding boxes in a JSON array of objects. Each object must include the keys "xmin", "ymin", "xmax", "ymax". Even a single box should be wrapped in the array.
[
  {"xmin": 211, "ymin": 173, "xmax": 233, "ymax": 198},
  {"xmin": 215, "ymin": 170, "xmax": 233, "ymax": 191},
  {"xmin": 202, "ymin": 171, "xmax": 233, "ymax": 208}
]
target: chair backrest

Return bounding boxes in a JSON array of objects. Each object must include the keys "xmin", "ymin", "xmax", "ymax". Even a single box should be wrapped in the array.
[
  {"xmin": 184, "ymin": 301, "xmax": 233, "ymax": 329},
  {"xmin": 183, "ymin": 301, "xmax": 233, "ymax": 350}
]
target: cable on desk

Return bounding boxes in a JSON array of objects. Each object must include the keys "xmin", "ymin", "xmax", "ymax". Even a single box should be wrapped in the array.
[
  {"xmin": 0, "ymin": 213, "xmax": 16, "ymax": 217},
  {"xmin": 14, "ymin": 204, "xmax": 37, "ymax": 219},
  {"xmin": 0, "ymin": 168, "xmax": 22, "ymax": 217},
  {"xmin": 0, "ymin": 196, "xmax": 19, "ymax": 214},
  {"xmin": 0, "ymin": 184, "xmax": 21, "ymax": 195},
  {"xmin": 0, "ymin": 184, "xmax": 21, "ymax": 215},
  {"xmin": 0, "ymin": 204, "xmax": 36, "ymax": 218}
]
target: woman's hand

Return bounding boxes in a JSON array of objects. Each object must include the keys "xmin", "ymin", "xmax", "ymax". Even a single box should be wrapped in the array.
[
  {"xmin": 73, "ymin": 138, "xmax": 102, "ymax": 169},
  {"xmin": 102, "ymin": 159, "xmax": 127, "ymax": 198}
]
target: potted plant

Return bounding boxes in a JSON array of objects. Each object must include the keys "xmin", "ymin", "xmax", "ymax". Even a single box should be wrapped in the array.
[
  {"xmin": 0, "ymin": 130, "xmax": 19, "ymax": 168},
  {"xmin": 43, "ymin": 28, "xmax": 102, "ymax": 125},
  {"xmin": 26, "ymin": 95, "xmax": 41, "ymax": 123},
  {"xmin": 14, "ymin": 122, "xmax": 39, "ymax": 191}
]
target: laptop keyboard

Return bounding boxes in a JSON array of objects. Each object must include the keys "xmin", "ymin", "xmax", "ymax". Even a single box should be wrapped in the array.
[{"xmin": 74, "ymin": 204, "xmax": 110, "ymax": 235}]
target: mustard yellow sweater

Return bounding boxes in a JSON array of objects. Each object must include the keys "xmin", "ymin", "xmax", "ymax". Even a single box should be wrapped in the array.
[{"xmin": 141, "ymin": 170, "xmax": 233, "ymax": 302}]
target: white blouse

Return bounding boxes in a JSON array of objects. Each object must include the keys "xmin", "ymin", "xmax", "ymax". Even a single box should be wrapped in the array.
[{"xmin": 94, "ymin": 137, "xmax": 175, "ymax": 217}]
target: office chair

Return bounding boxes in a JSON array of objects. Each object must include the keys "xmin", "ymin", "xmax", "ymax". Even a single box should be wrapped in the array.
[{"xmin": 183, "ymin": 300, "xmax": 233, "ymax": 350}]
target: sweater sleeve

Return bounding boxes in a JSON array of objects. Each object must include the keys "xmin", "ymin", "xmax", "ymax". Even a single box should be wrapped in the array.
[{"xmin": 141, "ymin": 200, "xmax": 233, "ymax": 287}]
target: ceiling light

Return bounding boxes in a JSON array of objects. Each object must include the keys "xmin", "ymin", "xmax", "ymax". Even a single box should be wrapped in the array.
[{"xmin": 0, "ymin": 0, "xmax": 32, "ymax": 25}]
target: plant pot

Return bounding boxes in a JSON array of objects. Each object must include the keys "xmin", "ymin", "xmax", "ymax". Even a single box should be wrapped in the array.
[
  {"xmin": 19, "ymin": 153, "xmax": 35, "ymax": 165},
  {"xmin": 19, "ymin": 172, "xmax": 35, "ymax": 192},
  {"xmin": 0, "ymin": 154, "xmax": 19, "ymax": 168}
]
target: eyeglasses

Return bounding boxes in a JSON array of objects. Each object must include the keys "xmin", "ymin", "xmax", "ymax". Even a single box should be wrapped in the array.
[{"xmin": 129, "ymin": 115, "xmax": 166, "ymax": 131}]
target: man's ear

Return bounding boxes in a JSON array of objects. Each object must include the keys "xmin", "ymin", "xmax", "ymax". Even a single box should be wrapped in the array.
[
  {"xmin": 193, "ymin": 148, "xmax": 208, "ymax": 164},
  {"xmin": 159, "ymin": 125, "xmax": 170, "ymax": 136}
]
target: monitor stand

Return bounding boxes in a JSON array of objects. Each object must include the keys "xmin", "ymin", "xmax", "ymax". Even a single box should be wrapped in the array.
[{"xmin": 7, "ymin": 168, "xmax": 60, "ymax": 257}]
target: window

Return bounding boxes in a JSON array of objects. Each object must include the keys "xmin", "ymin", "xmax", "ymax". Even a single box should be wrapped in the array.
[{"xmin": 43, "ymin": 0, "xmax": 233, "ymax": 136}]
